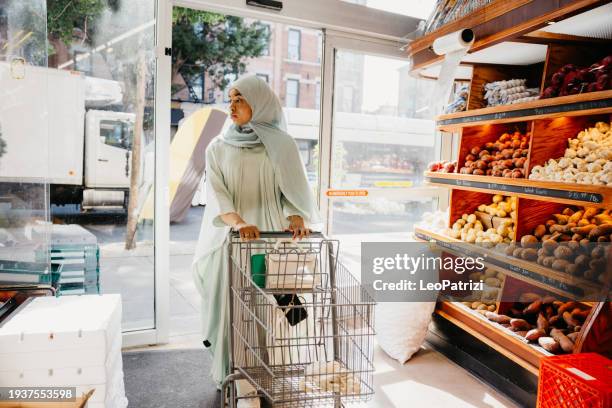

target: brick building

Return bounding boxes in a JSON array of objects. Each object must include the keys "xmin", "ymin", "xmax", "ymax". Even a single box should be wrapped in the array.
[{"xmin": 172, "ymin": 20, "xmax": 364, "ymax": 113}]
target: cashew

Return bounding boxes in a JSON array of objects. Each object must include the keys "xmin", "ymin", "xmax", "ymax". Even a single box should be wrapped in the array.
[
  {"xmin": 558, "ymin": 157, "xmax": 572, "ymax": 169},
  {"xmin": 565, "ymin": 148, "xmax": 577, "ymax": 159},
  {"xmin": 587, "ymin": 162, "xmax": 603, "ymax": 173}
]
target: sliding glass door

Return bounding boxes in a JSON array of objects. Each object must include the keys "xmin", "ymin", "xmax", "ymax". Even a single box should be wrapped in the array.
[{"xmin": 320, "ymin": 33, "xmax": 446, "ymax": 265}]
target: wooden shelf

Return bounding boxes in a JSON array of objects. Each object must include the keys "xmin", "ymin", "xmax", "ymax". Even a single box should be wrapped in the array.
[
  {"xmin": 436, "ymin": 90, "xmax": 612, "ymax": 131},
  {"xmin": 413, "ymin": 227, "xmax": 605, "ymax": 301},
  {"xmin": 436, "ymin": 301, "xmax": 545, "ymax": 374},
  {"xmin": 424, "ymin": 172, "xmax": 611, "ymax": 208},
  {"xmin": 408, "ymin": 0, "xmax": 607, "ymax": 72}
]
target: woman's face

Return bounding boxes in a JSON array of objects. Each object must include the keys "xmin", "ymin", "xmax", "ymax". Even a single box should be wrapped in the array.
[{"xmin": 229, "ymin": 88, "xmax": 253, "ymax": 126}]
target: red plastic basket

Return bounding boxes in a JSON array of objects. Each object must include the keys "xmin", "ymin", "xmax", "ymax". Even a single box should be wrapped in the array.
[{"xmin": 537, "ymin": 353, "xmax": 612, "ymax": 408}]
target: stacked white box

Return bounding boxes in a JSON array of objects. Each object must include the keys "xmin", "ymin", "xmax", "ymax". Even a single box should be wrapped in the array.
[{"xmin": 0, "ymin": 295, "xmax": 127, "ymax": 407}]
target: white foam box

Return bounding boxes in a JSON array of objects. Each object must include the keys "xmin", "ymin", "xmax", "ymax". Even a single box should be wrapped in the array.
[
  {"xmin": 0, "ymin": 295, "xmax": 123, "ymax": 387},
  {"xmin": 0, "ymin": 329, "xmax": 123, "ymax": 387},
  {"xmin": 0, "ymin": 294, "xmax": 121, "ymax": 354},
  {"xmin": 74, "ymin": 354, "xmax": 126, "ymax": 405}
]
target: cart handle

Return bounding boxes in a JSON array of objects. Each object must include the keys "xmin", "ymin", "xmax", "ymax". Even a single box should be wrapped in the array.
[{"xmin": 230, "ymin": 230, "xmax": 324, "ymax": 238}]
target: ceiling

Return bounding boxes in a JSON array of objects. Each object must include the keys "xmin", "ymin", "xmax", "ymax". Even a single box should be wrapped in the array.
[
  {"xmin": 540, "ymin": 3, "xmax": 612, "ymax": 39},
  {"xmin": 463, "ymin": 42, "xmax": 548, "ymax": 65}
]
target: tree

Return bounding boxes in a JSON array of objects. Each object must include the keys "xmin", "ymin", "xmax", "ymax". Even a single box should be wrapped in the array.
[
  {"xmin": 47, "ymin": 0, "xmax": 120, "ymax": 47},
  {"xmin": 172, "ymin": 8, "xmax": 269, "ymax": 97},
  {"xmin": 125, "ymin": 46, "xmax": 146, "ymax": 250}
]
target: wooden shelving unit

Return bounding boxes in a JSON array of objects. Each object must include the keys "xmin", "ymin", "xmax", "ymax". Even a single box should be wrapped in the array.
[
  {"xmin": 408, "ymin": 3, "xmax": 612, "ymax": 391},
  {"xmin": 415, "ymin": 226, "xmax": 610, "ymax": 377},
  {"xmin": 399, "ymin": 5, "xmax": 612, "ymax": 407}
]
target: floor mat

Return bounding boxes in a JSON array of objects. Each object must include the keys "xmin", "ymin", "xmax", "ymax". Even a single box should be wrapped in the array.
[{"xmin": 122, "ymin": 348, "xmax": 220, "ymax": 408}]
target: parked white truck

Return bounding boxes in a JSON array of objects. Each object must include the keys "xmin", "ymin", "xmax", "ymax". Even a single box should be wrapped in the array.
[{"xmin": 0, "ymin": 62, "xmax": 141, "ymax": 213}]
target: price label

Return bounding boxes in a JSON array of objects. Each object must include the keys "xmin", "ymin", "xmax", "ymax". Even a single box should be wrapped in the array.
[
  {"xmin": 427, "ymin": 177, "xmax": 603, "ymax": 204},
  {"xmin": 437, "ymin": 97, "xmax": 612, "ymax": 126}
]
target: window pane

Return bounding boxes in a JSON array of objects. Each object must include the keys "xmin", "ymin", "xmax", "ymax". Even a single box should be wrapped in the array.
[
  {"xmin": 331, "ymin": 51, "xmax": 437, "ymax": 189},
  {"xmin": 47, "ymin": 0, "xmax": 156, "ymax": 331},
  {"xmin": 288, "ymin": 29, "xmax": 301, "ymax": 60},
  {"xmin": 100, "ymin": 120, "xmax": 133, "ymax": 150},
  {"xmin": 0, "ymin": 0, "xmax": 50, "ymax": 277},
  {"xmin": 262, "ymin": 24, "xmax": 271, "ymax": 55},
  {"xmin": 286, "ymin": 79, "xmax": 299, "ymax": 108},
  {"xmin": 169, "ymin": 11, "xmax": 322, "ymax": 339}
]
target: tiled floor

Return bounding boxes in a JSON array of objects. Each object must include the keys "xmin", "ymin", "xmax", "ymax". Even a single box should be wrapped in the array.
[
  {"xmin": 369, "ymin": 345, "xmax": 519, "ymax": 408},
  {"xmin": 126, "ymin": 335, "xmax": 519, "ymax": 408}
]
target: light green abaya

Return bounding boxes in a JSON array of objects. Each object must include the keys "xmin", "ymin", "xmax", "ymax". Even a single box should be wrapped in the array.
[
  {"xmin": 192, "ymin": 75, "xmax": 320, "ymax": 386},
  {"xmin": 193, "ymin": 140, "xmax": 302, "ymax": 384}
]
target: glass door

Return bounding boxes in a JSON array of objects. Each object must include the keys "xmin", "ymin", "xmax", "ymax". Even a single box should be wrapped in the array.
[
  {"xmin": 321, "ymin": 34, "xmax": 446, "ymax": 266},
  {"xmin": 0, "ymin": 1, "xmax": 51, "ymax": 281},
  {"xmin": 0, "ymin": 0, "xmax": 170, "ymax": 346}
]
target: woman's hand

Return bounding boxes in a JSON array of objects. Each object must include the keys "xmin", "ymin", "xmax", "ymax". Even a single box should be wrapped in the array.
[
  {"xmin": 285, "ymin": 215, "xmax": 311, "ymax": 240},
  {"xmin": 236, "ymin": 222, "xmax": 260, "ymax": 241}
]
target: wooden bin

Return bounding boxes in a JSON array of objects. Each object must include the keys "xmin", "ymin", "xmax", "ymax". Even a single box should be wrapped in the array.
[
  {"xmin": 467, "ymin": 63, "xmax": 544, "ymax": 110},
  {"xmin": 528, "ymin": 113, "xmax": 612, "ymax": 175},
  {"xmin": 457, "ymin": 121, "xmax": 533, "ymax": 178},
  {"xmin": 541, "ymin": 43, "xmax": 612, "ymax": 95}
]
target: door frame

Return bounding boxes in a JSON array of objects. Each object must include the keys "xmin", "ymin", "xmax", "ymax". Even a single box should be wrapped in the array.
[{"xmin": 123, "ymin": 0, "xmax": 172, "ymax": 348}]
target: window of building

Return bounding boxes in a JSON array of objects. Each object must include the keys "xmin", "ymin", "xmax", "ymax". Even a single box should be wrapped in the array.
[
  {"xmin": 262, "ymin": 24, "xmax": 271, "ymax": 56},
  {"xmin": 317, "ymin": 33, "xmax": 322, "ymax": 63},
  {"xmin": 256, "ymin": 73, "xmax": 269, "ymax": 83},
  {"xmin": 286, "ymin": 79, "xmax": 299, "ymax": 107},
  {"xmin": 288, "ymin": 29, "xmax": 301, "ymax": 60},
  {"xmin": 315, "ymin": 82, "xmax": 321, "ymax": 110}
]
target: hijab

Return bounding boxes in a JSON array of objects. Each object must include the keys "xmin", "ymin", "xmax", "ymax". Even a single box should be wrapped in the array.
[
  {"xmin": 193, "ymin": 75, "xmax": 321, "ymax": 262},
  {"xmin": 222, "ymin": 123, "xmax": 261, "ymax": 147},
  {"xmin": 223, "ymin": 75, "xmax": 320, "ymax": 225}
]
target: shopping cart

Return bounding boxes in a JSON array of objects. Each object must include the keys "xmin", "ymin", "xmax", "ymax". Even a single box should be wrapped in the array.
[{"xmin": 221, "ymin": 231, "xmax": 375, "ymax": 408}]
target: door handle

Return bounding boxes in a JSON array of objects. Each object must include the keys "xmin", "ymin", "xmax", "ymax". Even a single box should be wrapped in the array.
[{"xmin": 98, "ymin": 159, "xmax": 109, "ymax": 162}]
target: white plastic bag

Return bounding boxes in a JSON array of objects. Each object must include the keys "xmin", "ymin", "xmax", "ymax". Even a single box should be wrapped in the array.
[
  {"xmin": 266, "ymin": 239, "xmax": 317, "ymax": 289},
  {"xmin": 375, "ymin": 302, "xmax": 436, "ymax": 364},
  {"xmin": 267, "ymin": 293, "xmax": 316, "ymax": 366}
]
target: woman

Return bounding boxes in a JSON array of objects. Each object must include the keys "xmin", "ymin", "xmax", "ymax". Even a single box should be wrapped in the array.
[{"xmin": 192, "ymin": 75, "xmax": 321, "ymax": 390}]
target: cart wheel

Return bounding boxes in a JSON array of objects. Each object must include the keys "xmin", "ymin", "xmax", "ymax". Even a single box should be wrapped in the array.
[{"xmin": 220, "ymin": 373, "xmax": 241, "ymax": 408}]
